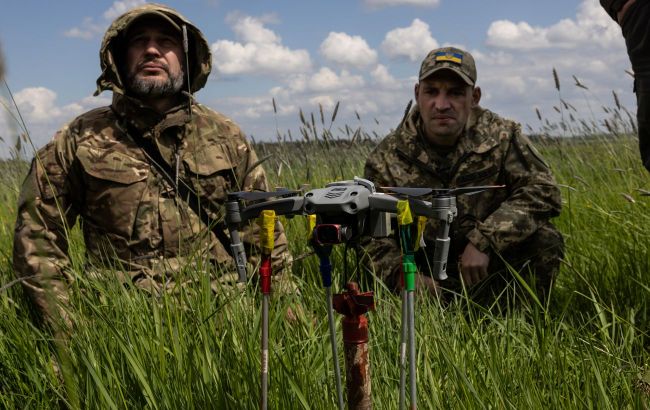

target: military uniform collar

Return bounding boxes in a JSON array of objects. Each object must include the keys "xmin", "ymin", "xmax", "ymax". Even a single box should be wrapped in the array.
[
  {"xmin": 461, "ymin": 106, "xmax": 499, "ymax": 154},
  {"xmin": 112, "ymin": 93, "xmax": 192, "ymax": 140}
]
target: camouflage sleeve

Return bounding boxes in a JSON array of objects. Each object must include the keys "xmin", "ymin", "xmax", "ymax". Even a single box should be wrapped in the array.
[
  {"xmin": 13, "ymin": 127, "xmax": 80, "ymax": 328},
  {"xmin": 466, "ymin": 127, "xmax": 562, "ymax": 253},
  {"xmin": 233, "ymin": 136, "xmax": 291, "ymax": 275}
]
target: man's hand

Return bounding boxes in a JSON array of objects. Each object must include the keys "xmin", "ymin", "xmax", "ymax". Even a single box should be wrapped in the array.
[
  {"xmin": 617, "ymin": 0, "xmax": 637, "ymax": 23},
  {"xmin": 459, "ymin": 242, "xmax": 490, "ymax": 286}
]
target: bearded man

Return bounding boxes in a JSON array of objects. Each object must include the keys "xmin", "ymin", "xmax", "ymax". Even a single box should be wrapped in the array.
[{"xmin": 13, "ymin": 4, "xmax": 290, "ymax": 327}]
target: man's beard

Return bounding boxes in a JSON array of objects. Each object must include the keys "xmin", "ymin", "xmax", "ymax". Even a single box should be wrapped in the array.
[{"xmin": 127, "ymin": 61, "xmax": 184, "ymax": 98}]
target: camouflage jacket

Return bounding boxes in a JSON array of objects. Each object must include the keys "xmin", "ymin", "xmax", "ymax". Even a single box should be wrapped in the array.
[
  {"xmin": 364, "ymin": 105, "xmax": 562, "ymax": 256},
  {"xmin": 13, "ymin": 4, "xmax": 289, "ymax": 324}
]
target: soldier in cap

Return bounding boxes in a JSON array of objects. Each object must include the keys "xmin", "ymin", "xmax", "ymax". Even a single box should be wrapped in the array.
[
  {"xmin": 600, "ymin": 0, "xmax": 650, "ymax": 172},
  {"xmin": 364, "ymin": 47, "xmax": 564, "ymax": 305},
  {"xmin": 13, "ymin": 4, "xmax": 291, "ymax": 328}
]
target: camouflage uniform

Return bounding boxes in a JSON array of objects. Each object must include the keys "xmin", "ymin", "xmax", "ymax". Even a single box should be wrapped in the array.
[
  {"xmin": 601, "ymin": 0, "xmax": 650, "ymax": 172},
  {"xmin": 364, "ymin": 104, "xmax": 564, "ymax": 302},
  {"xmin": 13, "ymin": 4, "xmax": 290, "ymax": 325}
]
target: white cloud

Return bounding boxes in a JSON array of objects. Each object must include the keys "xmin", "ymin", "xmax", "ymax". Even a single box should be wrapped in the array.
[
  {"xmin": 308, "ymin": 95, "xmax": 337, "ymax": 112},
  {"xmin": 382, "ymin": 19, "xmax": 439, "ymax": 61},
  {"xmin": 364, "ymin": 0, "xmax": 440, "ymax": 9},
  {"xmin": 13, "ymin": 87, "xmax": 80, "ymax": 122},
  {"xmin": 103, "ymin": 0, "xmax": 147, "ymax": 20},
  {"xmin": 311, "ymin": 68, "xmax": 365, "ymax": 92},
  {"xmin": 208, "ymin": 0, "xmax": 634, "ymax": 144},
  {"xmin": 65, "ymin": 0, "xmax": 146, "ymax": 40},
  {"xmin": 64, "ymin": 17, "xmax": 105, "ymax": 40},
  {"xmin": 320, "ymin": 32, "xmax": 378, "ymax": 68},
  {"xmin": 211, "ymin": 14, "xmax": 312, "ymax": 77},
  {"xmin": 228, "ymin": 14, "xmax": 281, "ymax": 44},
  {"xmin": 270, "ymin": 68, "xmax": 365, "ymax": 97},
  {"xmin": 486, "ymin": 0, "xmax": 621, "ymax": 50},
  {"xmin": 0, "ymin": 87, "xmax": 109, "ymax": 155},
  {"xmin": 371, "ymin": 64, "xmax": 401, "ymax": 89},
  {"xmin": 209, "ymin": 61, "xmax": 413, "ymax": 141},
  {"xmin": 476, "ymin": 0, "xmax": 631, "ymax": 132}
]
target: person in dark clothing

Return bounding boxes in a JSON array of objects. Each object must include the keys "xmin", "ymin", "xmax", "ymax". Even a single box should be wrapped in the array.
[{"xmin": 600, "ymin": 0, "xmax": 650, "ymax": 172}]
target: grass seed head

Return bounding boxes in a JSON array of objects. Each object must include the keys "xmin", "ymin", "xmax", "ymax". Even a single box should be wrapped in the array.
[{"xmin": 553, "ymin": 68, "xmax": 560, "ymax": 91}]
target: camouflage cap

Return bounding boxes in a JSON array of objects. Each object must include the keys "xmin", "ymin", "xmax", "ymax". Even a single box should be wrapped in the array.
[{"xmin": 419, "ymin": 47, "xmax": 477, "ymax": 86}]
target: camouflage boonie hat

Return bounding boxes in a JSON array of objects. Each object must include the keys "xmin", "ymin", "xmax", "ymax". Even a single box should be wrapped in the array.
[
  {"xmin": 419, "ymin": 46, "xmax": 477, "ymax": 86},
  {"xmin": 122, "ymin": 8, "xmax": 182, "ymax": 36}
]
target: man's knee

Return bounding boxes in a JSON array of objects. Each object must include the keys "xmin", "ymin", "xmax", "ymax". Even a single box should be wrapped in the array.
[{"xmin": 518, "ymin": 223, "xmax": 564, "ymax": 297}]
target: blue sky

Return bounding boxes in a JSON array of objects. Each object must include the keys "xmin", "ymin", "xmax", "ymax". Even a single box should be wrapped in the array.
[{"xmin": 0, "ymin": 0, "xmax": 633, "ymax": 156}]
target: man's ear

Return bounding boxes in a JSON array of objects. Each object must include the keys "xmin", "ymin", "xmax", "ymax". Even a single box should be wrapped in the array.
[
  {"xmin": 414, "ymin": 82, "xmax": 420, "ymax": 100},
  {"xmin": 472, "ymin": 86, "xmax": 482, "ymax": 106}
]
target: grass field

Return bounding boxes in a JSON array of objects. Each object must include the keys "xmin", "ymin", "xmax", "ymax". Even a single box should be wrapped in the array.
[{"xmin": 0, "ymin": 99, "xmax": 649, "ymax": 409}]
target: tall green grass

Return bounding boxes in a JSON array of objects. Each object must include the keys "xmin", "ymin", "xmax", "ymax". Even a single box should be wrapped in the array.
[{"xmin": 1, "ymin": 81, "xmax": 649, "ymax": 408}]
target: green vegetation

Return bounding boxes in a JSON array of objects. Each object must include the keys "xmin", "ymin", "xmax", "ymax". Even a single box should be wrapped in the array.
[{"xmin": 1, "ymin": 90, "xmax": 649, "ymax": 408}]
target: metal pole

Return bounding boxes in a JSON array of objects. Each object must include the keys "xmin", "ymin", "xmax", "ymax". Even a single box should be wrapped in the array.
[
  {"xmin": 317, "ymin": 248, "xmax": 345, "ymax": 410},
  {"xmin": 399, "ymin": 288, "xmax": 407, "ymax": 410},
  {"xmin": 261, "ymin": 293, "xmax": 269, "ymax": 410},
  {"xmin": 407, "ymin": 290, "xmax": 416, "ymax": 409},
  {"xmin": 259, "ymin": 257, "xmax": 272, "ymax": 410}
]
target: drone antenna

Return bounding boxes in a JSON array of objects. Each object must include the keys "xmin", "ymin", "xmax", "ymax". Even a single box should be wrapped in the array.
[{"xmin": 182, "ymin": 25, "xmax": 193, "ymax": 120}]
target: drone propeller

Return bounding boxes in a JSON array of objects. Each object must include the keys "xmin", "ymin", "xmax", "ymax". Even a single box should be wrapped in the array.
[
  {"xmin": 383, "ymin": 185, "xmax": 505, "ymax": 198},
  {"xmin": 228, "ymin": 188, "xmax": 298, "ymax": 202},
  {"xmin": 380, "ymin": 187, "xmax": 433, "ymax": 197},
  {"xmin": 434, "ymin": 185, "xmax": 505, "ymax": 197}
]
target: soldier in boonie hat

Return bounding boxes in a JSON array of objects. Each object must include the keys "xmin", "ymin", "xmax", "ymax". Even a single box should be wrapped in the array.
[
  {"xmin": 13, "ymin": 3, "xmax": 294, "ymax": 331},
  {"xmin": 122, "ymin": 8, "xmax": 182, "ymax": 34}
]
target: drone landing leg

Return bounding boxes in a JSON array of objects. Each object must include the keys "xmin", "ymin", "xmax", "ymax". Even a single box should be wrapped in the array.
[
  {"xmin": 257, "ymin": 211, "xmax": 276, "ymax": 410},
  {"xmin": 399, "ymin": 287, "xmax": 408, "ymax": 410}
]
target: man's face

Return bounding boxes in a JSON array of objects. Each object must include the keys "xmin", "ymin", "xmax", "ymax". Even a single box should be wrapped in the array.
[
  {"xmin": 125, "ymin": 19, "xmax": 184, "ymax": 99},
  {"xmin": 415, "ymin": 70, "xmax": 480, "ymax": 146}
]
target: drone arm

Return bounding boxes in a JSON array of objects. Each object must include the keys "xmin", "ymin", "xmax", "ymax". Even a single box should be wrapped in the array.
[
  {"xmin": 225, "ymin": 201, "xmax": 249, "ymax": 283},
  {"xmin": 239, "ymin": 197, "xmax": 305, "ymax": 223},
  {"xmin": 226, "ymin": 140, "xmax": 273, "ymax": 283},
  {"xmin": 368, "ymin": 194, "xmax": 433, "ymax": 218},
  {"xmin": 225, "ymin": 197, "xmax": 303, "ymax": 283}
]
